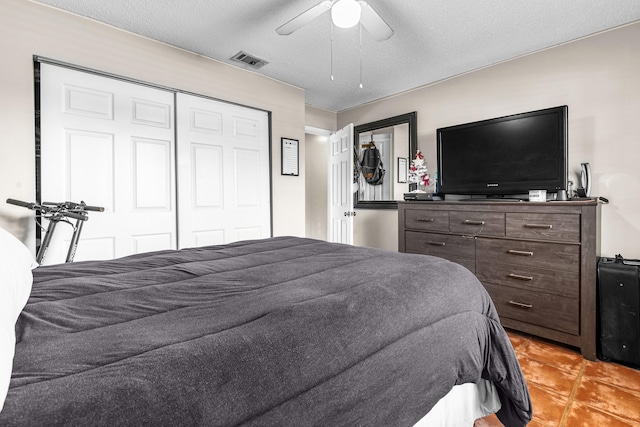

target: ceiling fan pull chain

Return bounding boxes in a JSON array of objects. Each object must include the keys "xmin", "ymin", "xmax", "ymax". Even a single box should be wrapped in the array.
[
  {"xmin": 359, "ymin": 24, "xmax": 363, "ymax": 89},
  {"xmin": 330, "ymin": 19, "xmax": 335, "ymax": 81}
]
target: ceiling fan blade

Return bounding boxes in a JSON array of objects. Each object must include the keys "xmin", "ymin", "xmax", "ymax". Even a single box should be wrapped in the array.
[
  {"xmin": 358, "ymin": 1, "xmax": 394, "ymax": 41},
  {"xmin": 276, "ymin": 1, "xmax": 333, "ymax": 35}
]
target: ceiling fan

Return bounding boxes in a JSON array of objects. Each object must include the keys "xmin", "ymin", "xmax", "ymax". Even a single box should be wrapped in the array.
[{"xmin": 276, "ymin": 0, "xmax": 394, "ymax": 42}]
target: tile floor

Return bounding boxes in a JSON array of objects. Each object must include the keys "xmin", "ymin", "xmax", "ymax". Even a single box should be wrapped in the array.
[{"xmin": 475, "ymin": 330, "xmax": 640, "ymax": 427}]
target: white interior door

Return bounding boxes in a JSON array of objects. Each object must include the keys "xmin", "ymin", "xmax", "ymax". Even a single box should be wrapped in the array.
[
  {"xmin": 327, "ymin": 124, "xmax": 354, "ymax": 244},
  {"xmin": 40, "ymin": 63, "xmax": 177, "ymax": 263},
  {"xmin": 176, "ymin": 93, "xmax": 271, "ymax": 248}
]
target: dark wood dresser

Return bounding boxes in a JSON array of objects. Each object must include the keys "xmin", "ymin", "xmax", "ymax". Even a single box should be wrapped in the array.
[{"xmin": 398, "ymin": 200, "xmax": 600, "ymax": 360}]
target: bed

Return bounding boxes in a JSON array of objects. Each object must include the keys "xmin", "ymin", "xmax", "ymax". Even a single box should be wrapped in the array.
[{"xmin": 0, "ymin": 233, "xmax": 531, "ymax": 426}]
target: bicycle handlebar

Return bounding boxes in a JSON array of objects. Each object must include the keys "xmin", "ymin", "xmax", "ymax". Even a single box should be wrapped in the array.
[
  {"xmin": 43, "ymin": 201, "xmax": 105, "ymax": 212},
  {"xmin": 6, "ymin": 198, "xmax": 36, "ymax": 209},
  {"xmin": 6, "ymin": 198, "xmax": 104, "ymax": 220},
  {"xmin": 63, "ymin": 211, "xmax": 88, "ymax": 220},
  {"xmin": 83, "ymin": 205, "xmax": 104, "ymax": 212}
]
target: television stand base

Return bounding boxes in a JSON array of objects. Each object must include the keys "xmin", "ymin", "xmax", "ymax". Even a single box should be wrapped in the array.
[{"xmin": 459, "ymin": 197, "xmax": 525, "ymax": 202}]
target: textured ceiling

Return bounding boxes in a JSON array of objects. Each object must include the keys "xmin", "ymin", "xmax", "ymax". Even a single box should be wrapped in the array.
[{"xmin": 32, "ymin": 0, "xmax": 640, "ymax": 112}]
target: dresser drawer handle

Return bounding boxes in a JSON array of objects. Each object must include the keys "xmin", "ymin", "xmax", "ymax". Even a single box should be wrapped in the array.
[
  {"xmin": 508, "ymin": 273, "xmax": 534, "ymax": 281},
  {"xmin": 524, "ymin": 223, "xmax": 553, "ymax": 229},
  {"xmin": 508, "ymin": 300, "xmax": 533, "ymax": 309},
  {"xmin": 416, "ymin": 217, "xmax": 435, "ymax": 222},
  {"xmin": 427, "ymin": 241, "xmax": 446, "ymax": 246},
  {"xmin": 463, "ymin": 220, "xmax": 485, "ymax": 225},
  {"xmin": 508, "ymin": 249, "xmax": 534, "ymax": 256}
]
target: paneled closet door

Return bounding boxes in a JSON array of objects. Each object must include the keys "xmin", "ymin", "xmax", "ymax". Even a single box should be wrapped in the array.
[
  {"xmin": 39, "ymin": 63, "xmax": 177, "ymax": 263},
  {"xmin": 176, "ymin": 93, "xmax": 271, "ymax": 248}
]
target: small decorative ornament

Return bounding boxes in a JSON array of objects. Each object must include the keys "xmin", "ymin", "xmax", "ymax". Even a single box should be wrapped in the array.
[{"xmin": 408, "ymin": 150, "xmax": 431, "ymax": 192}]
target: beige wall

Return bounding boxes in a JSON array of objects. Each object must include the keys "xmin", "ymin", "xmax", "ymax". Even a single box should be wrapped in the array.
[
  {"xmin": 304, "ymin": 133, "xmax": 328, "ymax": 240},
  {"xmin": 338, "ymin": 22, "xmax": 640, "ymax": 258},
  {"xmin": 305, "ymin": 105, "xmax": 338, "ymax": 132},
  {"xmin": 0, "ymin": 0, "xmax": 307, "ymax": 247},
  {"xmin": 304, "ymin": 105, "xmax": 336, "ymax": 243}
]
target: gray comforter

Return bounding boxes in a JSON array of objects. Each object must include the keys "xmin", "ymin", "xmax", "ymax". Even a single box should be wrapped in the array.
[{"xmin": 1, "ymin": 237, "xmax": 531, "ymax": 426}]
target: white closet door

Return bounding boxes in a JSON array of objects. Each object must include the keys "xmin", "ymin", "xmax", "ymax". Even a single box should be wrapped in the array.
[
  {"xmin": 40, "ymin": 63, "xmax": 176, "ymax": 263},
  {"xmin": 176, "ymin": 93, "xmax": 271, "ymax": 248}
]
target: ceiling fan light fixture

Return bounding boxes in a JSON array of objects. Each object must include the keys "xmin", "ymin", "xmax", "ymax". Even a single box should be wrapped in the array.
[{"xmin": 331, "ymin": 0, "xmax": 361, "ymax": 28}]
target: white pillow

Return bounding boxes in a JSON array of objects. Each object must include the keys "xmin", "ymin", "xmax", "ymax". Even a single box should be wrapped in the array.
[{"xmin": 0, "ymin": 226, "xmax": 38, "ymax": 412}]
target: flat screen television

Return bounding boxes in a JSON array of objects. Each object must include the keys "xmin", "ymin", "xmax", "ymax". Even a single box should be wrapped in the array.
[{"xmin": 436, "ymin": 106, "xmax": 568, "ymax": 198}]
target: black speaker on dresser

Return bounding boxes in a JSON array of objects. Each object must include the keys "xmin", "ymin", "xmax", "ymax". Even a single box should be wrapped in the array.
[{"xmin": 597, "ymin": 256, "xmax": 640, "ymax": 368}]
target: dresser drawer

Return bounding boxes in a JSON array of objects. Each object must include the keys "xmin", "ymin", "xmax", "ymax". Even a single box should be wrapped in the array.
[
  {"xmin": 404, "ymin": 209, "xmax": 449, "ymax": 232},
  {"xmin": 506, "ymin": 213, "xmax": 580, "ymax": 242},
  {"xmin": 476, "ymin": 238, "xmax": 580, "ymax": 273},
  {"xmin": 450, "ymin": 211, "xmax": 505, "ymax": 237},
  {"xmin": 405, "ymin": 231, "xmax": 475, "ymax": 272},
  {"xmin": 476, "ymin": 263, "xmax": 579, "ymax": 299},
  {"xmin": 484, "ymin": 283, "xmax": 579, "ymax": 335}
]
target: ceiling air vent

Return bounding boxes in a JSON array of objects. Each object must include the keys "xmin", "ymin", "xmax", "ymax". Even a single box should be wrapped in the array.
[{"xmin": 230, "ymin": 51, "xmax": 268, "ymax": 69}]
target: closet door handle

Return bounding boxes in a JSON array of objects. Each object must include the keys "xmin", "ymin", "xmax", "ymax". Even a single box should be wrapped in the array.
[
  {"xmin": 508, "ymin": 273, "xmax": 534, "ymax": 281},
  {"xmin": 508, "ymin": 249, "xmax": 534, "ymax": 256},
  {"xmin": 508, "ymin": 300, "xmax": 533, "ymax": 309},
  {"xmin": 463, "ymin": 220, "xmax": 485, "ymax": 225},
  {"xmin": 524, "ymin": 223, "xmax": 553, "ymax": 229}
]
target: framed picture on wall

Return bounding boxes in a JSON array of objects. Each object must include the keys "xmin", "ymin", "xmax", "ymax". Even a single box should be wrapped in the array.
[
  {"xmin": 397, "ymin": 157, "xmax": 408, "ymax": 183},
  {"xmin": 281, "ymin": 138, "xmax": 299, "ymax": 176}
]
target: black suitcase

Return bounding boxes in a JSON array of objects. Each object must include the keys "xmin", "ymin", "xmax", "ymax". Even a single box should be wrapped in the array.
[{"xmin": 597, "ymin": 255, "xmax": 640, "ymax": 368}]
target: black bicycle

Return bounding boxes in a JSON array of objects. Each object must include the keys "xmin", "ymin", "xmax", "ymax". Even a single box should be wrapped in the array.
[{"xmin": 6, "ymin": 198, "xmax": 104, "ymax": 264}]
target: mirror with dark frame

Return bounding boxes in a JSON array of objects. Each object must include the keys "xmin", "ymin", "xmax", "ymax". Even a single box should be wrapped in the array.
[{"xmin": 354, "ymin": 112, "xmax": 417, "ymax": 209}]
